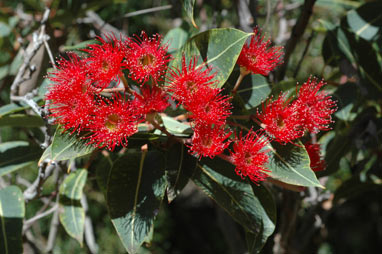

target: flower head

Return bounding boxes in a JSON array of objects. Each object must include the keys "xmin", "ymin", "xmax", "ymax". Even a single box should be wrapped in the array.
[
  {"xmin": 294, "ymin": 77, "xmax": 337, "ymax": 133},
  {"xmin": 85, "ymin": 95, "xmax": 142, "ymax": 151},
  {"xmin": 133, "ymin": 85, "xmax": 170, "ymax": 114},
  {"xmin": 237, "ymin": 28, "xmax": 283, "ymax": 76},
  {"xmin": 189, "ymin": 124, "xmax": 232, "ymax": 159},
  {"xmin": 167, "ymin": 56, "xmax": 218, "ymax": 103},
  {"xmin": 230, "ymin": 130, "xmax": 270, "ymax": 184},
  {"xmin": 46, "ymin": 54, "xmax": 96, "ymax": 132},
  {"xmin": 125, "ymin": 31, "xmax": 170, "ymax": 84},
  {"xmin": 83, "ymin": 36, "xmax": 126, "ymax": 88},
  {"xmin": 257, "ymin": 94, "xmax": 304, "ymax": 144},
  {"xmin": 304, "ymin": 142, "xmax": 326, "ymax": 172},
  {"xmin": 185, "ymin": 86, "xmax": 232, "ymax": 125}
]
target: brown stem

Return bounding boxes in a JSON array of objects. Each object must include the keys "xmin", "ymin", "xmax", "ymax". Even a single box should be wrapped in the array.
[
  {"xmin": 99, "ymin": 87, "xmax": 126, "ymax": 93},
  {"xmin": 119, "ymin": 73, "xmax": 134, "ymax": 94},
  {"xmin": 231, "ymin": 72, "xmax": 247, "ymax": 95}
]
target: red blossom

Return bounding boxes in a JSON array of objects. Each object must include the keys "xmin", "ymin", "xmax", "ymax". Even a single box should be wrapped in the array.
[
  {"xmin": 85, "ymin": 95, "xmax": 142, "ymax": 151},
  {"xmin": 133, "ymin": 85, "xmax": 170, "ymax": 114},
  {"xmin": 257, "ymin": 94, "xmax": 304, "ymax": 144},
  {"xmin": 294, "ymin": 77, "xmax": 337, "ymax": 133},
  {"xmin": 189, "ymin": 124, "xmax": 232, "ymax": 159},
  {"xmin": 304, "ymin": 142, "xmax": 326, "ymax": 172},
  {"xmin": 125, "ymin": 31, "xmax": 170, "ymax": 84},
  {"xmin": 237, "ymin": 28, "xmax": 283, "ymax": 76},
  {"xmin": 167, "ymin": 56, "xmax": 218, "ymax": 103},
  {"xmin": 184, "ymin": 86, "xmax": 232, "ymax": 125},
  {"xmin": 83, "ymin": 36, "xmax": 126, "ymax": 88},
  {"xmin": 46, "ymin": 54, "xmax": 96, "ymax": 132},
  {"xmin": 230, "ymin": 130, "xmax": 270, "ymax": 184}
]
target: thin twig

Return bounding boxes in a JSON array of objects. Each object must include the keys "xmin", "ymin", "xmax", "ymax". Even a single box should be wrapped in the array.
[
  {"xmin": 23, "ymin": 204, "xmax": 59, "ymax": 233},
  {"xmin": 82, "ymin": 195, "xmax": 99, "ymax": 254},
  {"xmin": 10, "ymin": 8, "xmax": 50, "ymax": 97},
  {"xmin": 45, "ymin": 195, "xmax": 60, "ymax": 252},
  {"xmin": 23, "ymin": 161, "xmax": 56, "ymax": 201},
  {"xmin": 276, "ymin": 0, "xmax": 317, "ymax": 81},
  {"xmin": 124, "ymin": 5, "xmax": 172, "ymax": 18},
  {"xmin": 293, "ymin": 30, "xmax": 315, "ymax": 78}
]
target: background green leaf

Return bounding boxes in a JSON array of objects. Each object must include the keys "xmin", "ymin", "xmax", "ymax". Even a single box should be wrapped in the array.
[
  {"xmin": 0, "ymin": 141, "xmax": 41, "ymax": 177},
  {"xmin": 59, "ymin": 169, "xmax": 88, "ymax": 245},
  {"xmin": 0, "ymin": 186, "xmax": 25, "ymax": 254},
  {"xmin": 192, "ymin": 156, "xmax": 276, "ymax": 253},
  {"xmin": 183, "ymin": 0, "xmax": 197, "ymax": 28},
  {"xmin": 163, "ymin": 27, "xmax": 189, "ymax": 55},
  {"xmin": 165, "ymin": 143, "xmax": 197, "ymax": 203},
  {"xmin": 106, "ymin": 150, "xmax": 167, "ymax": 254},
  {"xmin": 0, "ymin": 114, "xmax": 44, "ymax": 127}
]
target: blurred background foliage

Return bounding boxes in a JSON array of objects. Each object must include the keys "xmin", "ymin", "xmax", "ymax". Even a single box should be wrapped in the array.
[{"xmin": 0, "ymin": 0, "xmax": 381, "ymax": 253}]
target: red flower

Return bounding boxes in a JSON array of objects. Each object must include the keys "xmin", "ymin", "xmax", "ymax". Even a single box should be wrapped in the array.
[
  {"xmin": 167, "ymin": 56, "xmax": 218, "ymax": 104},
  {"xmin": 189, "ymin": 124, "xmax": 232, "ymax": 159},
  {"xmin": 46, "ymin": 54, "xmax": 96, "ymax": 132},
  {"xmin": 304, "ymin": 142, "xmax": 326, "ymax": 172},
  {"xmin": 257, "ymin": 94, "xmax": 304, "ymax": 144},
  {"xmin": 83, "ymin": 36, "xmax": 126, "ymax": 88},
  {"xmin": 85, "ymin": 95, "xmax": 142, "ymax": 151},
  {"xmin": 294, "ymin": 77, "xmax": 337, "ymax": 133},
  {"xmin": 125, "ymin": 31, "xmax": 170, "ymax": 84},
  {"xmin": 237, "ymin": 28, "xmax": 283, "ymax": 76},
  {"xmin": 133, "ymin": 85, "xmax": 170, "ymax": 114},
  {"xmin": 184, "ymin": 86, "xmax": 232, "ymax": 125},
  {"xmin": 230, "ymin": 130, "xmax": 270, "ymax": 183}
]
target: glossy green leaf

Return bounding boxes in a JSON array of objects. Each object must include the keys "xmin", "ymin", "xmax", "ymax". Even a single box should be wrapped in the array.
[
  {"xmin": 40, "ymin": 128, "xmax": 95, "ymax": 163},
  {"xmin": 183, "ymin": 0, "xmax": 197, "ymax": 28},
  {"xmin": 0, "ymin": 186, "xmax": 25, "ymax": 254},
  {"xmin": 59, "ymin": 169, "xmax": 88, "ymax": 245},
  {"xmin": 163, "ymin": 27, "xmax": 189, "ymax": 54},
  {"xmin": 0, "ymin": 141, "xmax": 41, "ymax": 177},
  {"xmin": 167, "ymin": 28, "xmax": 252, "ymax": 88},
  {"xmin": 165, "ymin": 143, "xmax": 197, "ymax": 202},
  {"xmin": 267, "ymin": 142, "xmax": 323, "ymax": 188},
  {"xmin": 0, "ymin": 114, "xmax": 44, "ymax": 127},
  {"xmin": 237, "ymin": 74, "xmax": 271, "ymax": 110},
  {"xmin": 346, "ymin": 2, "xmax": 382, "ymax": 41},
  {"xmin": 192, "ymin": 156, "xmax": 276, "ymax": 252},
  {"xmin": 107, "ymin": 150, "xmax": 167, "ymax": 254}
]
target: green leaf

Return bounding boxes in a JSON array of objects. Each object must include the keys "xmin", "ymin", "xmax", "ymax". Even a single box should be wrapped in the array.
[
  {"xmin": 0, "ymin": 186, "xmax": 25, "ymax": 254},
  {"xmin": 267, "ymin": 142, "xmax": 323, "ymax": 188},
  {"xmin": 40, "ymin": 128, "xmax": 95, "ymax": 163},
  {"xmin": 167, "ymin": 28, "xmax": 252, "ymax": 88},
  {"xmin": 192, "ymin": 156, "xmax": 276, "ymax": 252},
  {"xmin": 59, "ymin": 169, "xmax": 88, "ymax": 245},
  {"xmin": 0, "ymin": 104, "xmax": 28, "ymax": 117},
  {"xmin": 0, "ymin": 141, "xmax": 41, "ymax": 177},
  {"xmin": 165, "ymin": 143, "xmax": 197, "ymax": 202},
  {"xmin": 0, "ymin": 114, "xmax": 44, "ymax": 127},
  {"xmin": 161, "ymin": 115, "xmax": 192, "ymax": 136},
  {"xmin": 62, "ymin": 39, "xmax": 99, "ymax": 51},
  {"xmin": 163, "ymin": 27, "xmax": 189, "ymax": 54},
  {"xmin": 345, "ymin": 2, "xmax": 382, "ymax": 41},
  {"xmin": 237, "ymin": 74, "xmax": 271, "ymax": 110},
  {"xmin": 107, "ymin": 150, "xmax": 167, "ymax": 254},
  {"xmin": 183, "ymin": 0, "xmax": 197, "ymax": 28}
]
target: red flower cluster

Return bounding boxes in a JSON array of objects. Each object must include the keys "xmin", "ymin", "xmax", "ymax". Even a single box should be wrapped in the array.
[
  {"xmin": 237, "ymin": 28, "xmax": 284, "ymax": 76},
  {"xmin": 167, "ymin": 56, "xmax": 232, "ymax": 159},
  {"xmin": 231, "ymin": 130, "xmax": 270, "ymax": 183},
  {"xmin": 45, "ymin": 28, "xmax": 336, "ymax": 184},
  {"xmin": 46, "ymin": 33, "xmax": 170, "ymax": 150},
  {"xmin": 257, "ymin": 77, "xmax": 337, "ymax": 144}
]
